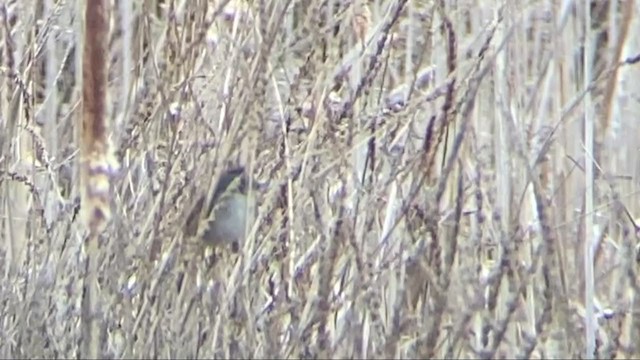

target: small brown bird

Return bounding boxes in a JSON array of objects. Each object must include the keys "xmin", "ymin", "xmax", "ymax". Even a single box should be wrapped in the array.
[{"xmin": 184, "ymin": 167, "xmax": 255, "ymax": 251}]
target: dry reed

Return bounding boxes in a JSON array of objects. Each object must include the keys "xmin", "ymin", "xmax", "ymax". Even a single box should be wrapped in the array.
[{"xmin": 0, "ymin": 0, "xmax": 639, "ymax": 358}]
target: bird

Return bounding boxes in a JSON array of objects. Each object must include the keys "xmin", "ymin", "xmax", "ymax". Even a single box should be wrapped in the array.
[{"xmin": 184, "ymin": 167, "xmax": 255, "ymax": 251}]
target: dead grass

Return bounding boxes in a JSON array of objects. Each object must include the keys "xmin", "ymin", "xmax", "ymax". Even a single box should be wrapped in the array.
[{"xmin": 1, "ymin": 0, "xmax": 640, "ymax": 358}]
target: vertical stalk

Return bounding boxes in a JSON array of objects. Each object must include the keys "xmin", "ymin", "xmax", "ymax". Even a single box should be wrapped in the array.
[
  {"xmin": 583, "ymin": 2, "xmax": 596, "ymax": 358},
  {"xmin": 80, "ymin": 0, "xmax": 117, "ymax": 357}
]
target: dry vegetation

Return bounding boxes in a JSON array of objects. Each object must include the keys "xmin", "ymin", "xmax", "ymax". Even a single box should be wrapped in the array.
[{"xmin": 1, "ymin": 0, "xmax": 640, "ymax": 358}]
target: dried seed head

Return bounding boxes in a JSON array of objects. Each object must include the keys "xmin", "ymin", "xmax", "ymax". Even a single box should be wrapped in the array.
[{"xmin": 351, "ymin": 1, "xmax": 371, "ymax": 46}]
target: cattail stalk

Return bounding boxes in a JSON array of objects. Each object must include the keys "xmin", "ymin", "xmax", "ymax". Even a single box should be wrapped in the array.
[{"xmin": 79, "ymin": 0, "xmax": 117, "ymax": 358}]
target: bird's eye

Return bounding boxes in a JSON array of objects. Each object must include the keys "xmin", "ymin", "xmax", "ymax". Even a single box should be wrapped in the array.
[{"xmin": 231, "ymin": 240, "xmax": 240, "ymax": 253}]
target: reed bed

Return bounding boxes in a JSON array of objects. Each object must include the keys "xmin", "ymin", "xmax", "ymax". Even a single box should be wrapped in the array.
[{"xmin": 1, "ymin": 0, "xmax": 639, "ymax": 358}]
